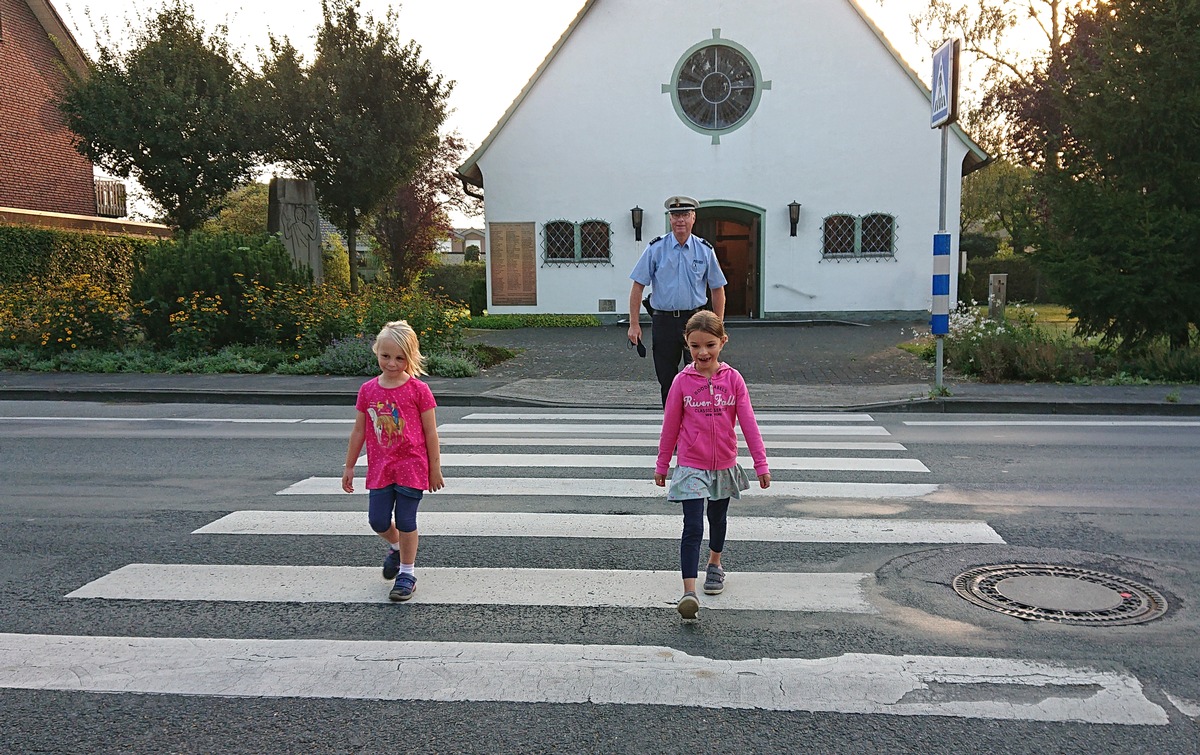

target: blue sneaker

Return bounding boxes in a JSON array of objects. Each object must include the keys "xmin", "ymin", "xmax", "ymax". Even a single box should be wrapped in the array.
[
  {"xmin": 389, "ymin": 573, "xmax": 417, "ymax": 602},
  {"xmin": 703, "ymin": 564, "xmax": 725, "ymax": 595},
  {"xmin": 382, "ymin": 548, "xmax": 402, "ymax": 580}
]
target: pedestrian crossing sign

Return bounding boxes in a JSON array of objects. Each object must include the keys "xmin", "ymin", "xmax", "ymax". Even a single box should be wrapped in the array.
[{"xmin": 931, "ymin": 39, "xmax": 959, "ymax": 128}]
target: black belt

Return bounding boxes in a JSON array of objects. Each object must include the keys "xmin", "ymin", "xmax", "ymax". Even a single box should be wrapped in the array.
[{"xmin": 653, "ymin": 307, "xmax": 701, "ymax": 318}]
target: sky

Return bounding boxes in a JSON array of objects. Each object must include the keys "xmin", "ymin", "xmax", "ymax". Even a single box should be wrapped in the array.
[{"xmin": 53, "ymin": 0, "xmax": 941, "ymax": 222}]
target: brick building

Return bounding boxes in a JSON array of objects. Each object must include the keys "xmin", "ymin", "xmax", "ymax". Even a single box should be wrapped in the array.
[{"xmin": 0, "ymin": 0, "xmax": 97, "ymax": 216}]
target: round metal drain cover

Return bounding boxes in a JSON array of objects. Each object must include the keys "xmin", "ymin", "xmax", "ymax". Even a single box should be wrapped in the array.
[{"xmin": 952, "ymin": 564, "xmax": 1167, "ymax": 626}]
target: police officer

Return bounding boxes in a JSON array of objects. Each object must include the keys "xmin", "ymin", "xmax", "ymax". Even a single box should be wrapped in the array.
[{"xmin": 628, "ymin": 195, "xmax": 727, "ymax": 405}]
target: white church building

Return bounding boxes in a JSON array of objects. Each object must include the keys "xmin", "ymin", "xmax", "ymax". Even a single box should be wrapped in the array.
[{"xmin": 457, "ymin": 0, "xmax": 987, "ymax": 320}]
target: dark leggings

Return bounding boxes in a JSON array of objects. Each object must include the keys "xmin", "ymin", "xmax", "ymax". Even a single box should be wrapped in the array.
[
  {"xmin": 680, "ymin": 498, "xmax": 730, "ymax": 579},
  {"xmin": 367, "ymin": 484, "xmax": 422, "ymax": 533}
]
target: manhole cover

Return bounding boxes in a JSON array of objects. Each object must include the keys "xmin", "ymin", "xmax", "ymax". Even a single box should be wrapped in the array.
[{"xmin": 952, "ymin": 564, "xmax": 1167, "ymax": 626}]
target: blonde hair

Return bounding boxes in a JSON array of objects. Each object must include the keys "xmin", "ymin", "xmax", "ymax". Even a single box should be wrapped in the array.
[
  {"xmin": 684, "ymin": 310, "xmax": 726, "ymax": 340},
  {"xmin": 372, "ymin": 320, "xmax": 427, "ymax": 377}
]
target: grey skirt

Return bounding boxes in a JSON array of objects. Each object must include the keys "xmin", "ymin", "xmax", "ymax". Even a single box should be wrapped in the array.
[{"xmin": 666, "ymin": 464, "xmax": 751, "ymax": 502}]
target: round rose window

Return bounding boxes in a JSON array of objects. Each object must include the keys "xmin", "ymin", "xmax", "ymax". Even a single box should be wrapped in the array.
[{"xmin": 675, "ymin": 44, "xmax": 757, "ymax": 130}]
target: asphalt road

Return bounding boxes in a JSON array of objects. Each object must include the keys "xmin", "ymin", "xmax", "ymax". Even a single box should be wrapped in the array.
[{"xmin": 0, "ymin": 402, "xmax": 1198, "ymax": 754}]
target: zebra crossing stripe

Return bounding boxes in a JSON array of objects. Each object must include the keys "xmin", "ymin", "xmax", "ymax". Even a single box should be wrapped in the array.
[
  {"xmin": 462, "ymin": 412, "xmax": 876, "ymax": 422},
  {"xmin": 277, "ymin": 477, "xmax": 938, "ymax": 499},
  {"xmin": 412, "ymin": 454, "xmax": 930, "ymax": 472},
  {"xmin": 65, "ymin": 565, "xmax": 875, "ymax": 613},
  {"xmin": 436, "ymin": 437, "xmax": 909, "ymax": 451},
  {"xmin": 195, "ymin": 511, "xmax": 1004, "ymax": 544},
  {"xmin": 438, "ymin": 423, "xmax": 891, "ymax": 436},
  {"xmin": 0, "ymin": 633, "xmax": 1167, "ymax": 724},
  {"xmin": 905, "ymin": 420, "xmax": 1200, "ymax": 427}
]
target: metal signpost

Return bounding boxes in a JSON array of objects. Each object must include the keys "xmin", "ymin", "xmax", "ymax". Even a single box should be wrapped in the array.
[{"xmin": 930, "ymin": 39, "xmax": 960, "ymax": 392}]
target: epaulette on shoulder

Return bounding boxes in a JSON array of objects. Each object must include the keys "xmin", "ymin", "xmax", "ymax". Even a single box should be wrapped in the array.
[
  {"xmin": 649, "ymin": 235, "xmax": 665, "ymax": 245},
  {"xmin": 698, "ymin": 236, "xmax": 714, "ymax": 249}
]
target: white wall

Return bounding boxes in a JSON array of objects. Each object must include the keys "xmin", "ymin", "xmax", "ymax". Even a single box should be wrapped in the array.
[{"xmin": 478, "ymin": 0, "xmax": 969, "ymax": 316}]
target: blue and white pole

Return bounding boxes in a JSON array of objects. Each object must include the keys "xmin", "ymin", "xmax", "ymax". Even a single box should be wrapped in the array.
[
  {"xmin": 932, "ymin": 230, "xmax": 951, "ymax": 390},
  {"xmin": 930, "ymin": 39, "xmax": 958, "ymax": 393}
]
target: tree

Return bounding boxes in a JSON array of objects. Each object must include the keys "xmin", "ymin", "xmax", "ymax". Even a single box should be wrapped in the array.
[
  {"xmin": 1007, "ymin": 0, "xmax": 1200, "ymax": 350},
  {"xmin": 261, "ymin": 0, "xmax": 452, "ymax": 294},
  {"xmin": 960, "ymin": 159, "xmax": 1039, "ymax": 254},
  {"xmin": 897, "ymin": 1, "xmax": 1083, "ymax": 155},
  {"xmin": 367, "ymin": 132, "xmax": 480, "ymax": 289},
  {"xmin": 59, "ymin": 1, "xmax": 260, "ymax": 232},
  {"xmin": 200, "ymin": 182, "xmax": 269, "ymax": 235}
]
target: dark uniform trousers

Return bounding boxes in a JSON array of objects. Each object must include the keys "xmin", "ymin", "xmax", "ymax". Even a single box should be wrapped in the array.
[{"xmin": 650, "ymin": 306, "xmax": 701, "ymax": 405}]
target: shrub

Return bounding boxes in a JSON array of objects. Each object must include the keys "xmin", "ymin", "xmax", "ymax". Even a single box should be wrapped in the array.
[
  {"xmin": 959, "ymin": 233, "xmax": 1000, "ymax": 259},
  {"xmin": 967, "ymin": 255, "xmax": 1052, "ymax": 304},
  {"xmin": 0, "ymin": 225, "xmax": 153, "ymax": 296},
  {"xmin": 465, "ymin": 313, "xmax": 601, "ymax": 329},
  {"xmin": 1119, "ymin": 342, "xmax": 1200, "ymax": 382},
  {"xmin": 426, "ymin": 351, "xmax": 479, "ymax": 378},
  {"xmin": 422, "ymin": 261, "xmax": 484, "ymax": 305},
  {"xmin": 131, "ymin": 233, "xmax": 309, "ymax": 349},
  {"xmin": 240, "ymin": 280, "xmax": 357, "ymax": 357},
  {"xmin": 958, "ymin": 267, "xmax": 976, "ymax": 305},
  {"xmin": 0, "ymin": 346, "xmax": 40, "ymax": 370},
  {"xmin": 0, "ymin": 275, "xmax": 134, "ymax": 352},
  {"xmin": 321, "ymin": 234, "xmax": 351, "ymax": 290},
  {"xmin": 317, "ymin": 336, "xmax": 378, "ymax": 376},
  {"xmin": 0, "ymin": 346, "xmax": 178, "ymax": 373},
  {"xmin": 167, "ymin": 348, "xmax": 269, "ymax": 374},
  {"xmin": 53, "ymin": 347, "xmax": 173, "ymax": 373},
  {"xmin": 469, "ymin": 278, "xmax": 487, "ymax": 317},
  {"xmin": 936, "ymin": 304, "xmax": 1096, "ymax": 382},
  {"xmin": 274, "ymin": 355, "xmax": 323, "ymax": 374}
]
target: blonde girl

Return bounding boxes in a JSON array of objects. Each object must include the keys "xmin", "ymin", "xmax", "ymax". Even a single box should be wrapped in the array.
[{"xmin": 342, "ymin": 321, "xmax": 443, "ymax": 601}]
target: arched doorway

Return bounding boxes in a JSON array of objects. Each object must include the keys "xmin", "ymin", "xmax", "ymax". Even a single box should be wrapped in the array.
[{"xmin": 694, "ymin": 203, "xmax": 763, "ymax": 318}]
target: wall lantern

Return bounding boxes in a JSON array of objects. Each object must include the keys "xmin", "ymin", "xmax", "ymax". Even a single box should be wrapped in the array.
[
  {"xmin": 630, "ymin": 206, "xmax": 644, "ymax": 241},
  {"xmin": 788, "ymin": 201, "xmax": 802, "ymax": 237}
]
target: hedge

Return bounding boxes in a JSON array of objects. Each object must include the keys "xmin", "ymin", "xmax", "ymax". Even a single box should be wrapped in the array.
[
  {"xmin": 421, "ymin": 261, "xmax": 484, "ymax": 305},
  {"xmin": 0, "ymin": 224, "xmax": 155, "ymax": 297},
  {"xmin": 967, "ymin": 255, "xmax": 1053, "ymax": 304}
]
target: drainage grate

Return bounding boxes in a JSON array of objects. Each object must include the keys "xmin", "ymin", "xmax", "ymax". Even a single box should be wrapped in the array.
[{"xmin": 952, "ymin": 564, "xmax": 1167, "ymax": 626}]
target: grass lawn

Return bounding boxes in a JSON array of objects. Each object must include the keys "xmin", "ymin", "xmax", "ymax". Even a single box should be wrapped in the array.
[{"xmin": 983, "ymin": 303, "xmax": 1079, "ymax": 338}]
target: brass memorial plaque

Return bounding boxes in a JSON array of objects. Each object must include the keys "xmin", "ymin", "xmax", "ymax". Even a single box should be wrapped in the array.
[{"xmin": 489, "ymin": 222, "xmax": 537, "ymax": 306}]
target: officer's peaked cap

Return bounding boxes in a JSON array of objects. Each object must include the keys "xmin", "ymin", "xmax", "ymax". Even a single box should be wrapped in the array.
[{"xmin": 664, "ymin": 196, "xmax": 698, "ymax": 213}]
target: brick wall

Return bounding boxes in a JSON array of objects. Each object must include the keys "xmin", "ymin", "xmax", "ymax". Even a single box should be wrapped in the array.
[{"xmin": 0, "ymin": 0, "xmax": 97, "ymax": 216}]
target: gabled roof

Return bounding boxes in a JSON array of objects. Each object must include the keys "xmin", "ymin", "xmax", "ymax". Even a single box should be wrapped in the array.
[
  {"xmin": 457, "ymin": 0, "xmax": 988, "ymax": 188},
  {"xmin": 24, "ymin": 0, "xmax": 90, "ymax": 78},
  {"xmin": 457, "ymin": 0, "xmax": 595, "ymax": 189}
]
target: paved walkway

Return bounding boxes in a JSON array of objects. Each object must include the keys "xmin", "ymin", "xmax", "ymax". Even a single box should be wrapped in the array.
[{"xmin": 1, "ymin": 322, "xmax": 1198, "ymax": 413}]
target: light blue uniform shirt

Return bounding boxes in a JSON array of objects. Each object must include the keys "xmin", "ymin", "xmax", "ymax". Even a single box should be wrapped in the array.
[{"xmin": 629, "ymin": 233, "xmax": 727, "ymax": 312}]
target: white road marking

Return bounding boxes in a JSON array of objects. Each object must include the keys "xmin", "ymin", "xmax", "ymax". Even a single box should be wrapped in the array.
[
  {"xmin": 438, "ymin": 423, "xmax": 891, "ymax": 436},
  {"xmin": 376, "ymin": 453, "xmax": 929, "ymax": 473},
  {"xmin": 0, "ymin": 416, "xmax": 305, "ymax": 424},
  {"xmin": 195, "ymin": 511, "xmax": 1004, "ymax": 544},
  {"xmin": 1165, "ymin": 693, "xmax": 1200, "ymax": 719},
  {"xmin": 65, "ymin": 565, "xmax": 875, "ymax": 612},
  {"xmin": 462, "ymin": 412, "xmax": 876, "ymax": 422},
  {"xmin": 278, "ymin": 477, "xmax": 939, "ymax": 499},
  {"xmin": 904, "ymin": 420, "xmax": 1200, "ymax": 427},
  {"xmin": 0, "ymin": 634, "xmax": 1167, "ymax": 724},
  {"xmin": 435, "ymin": 437, "xmax": 909, "ymax": 451}
]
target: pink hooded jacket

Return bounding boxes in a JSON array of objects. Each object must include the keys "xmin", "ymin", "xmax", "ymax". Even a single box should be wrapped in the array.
[{"xmin": 656, "ymin": 363, "xmax": 770, "ymax": 477}]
